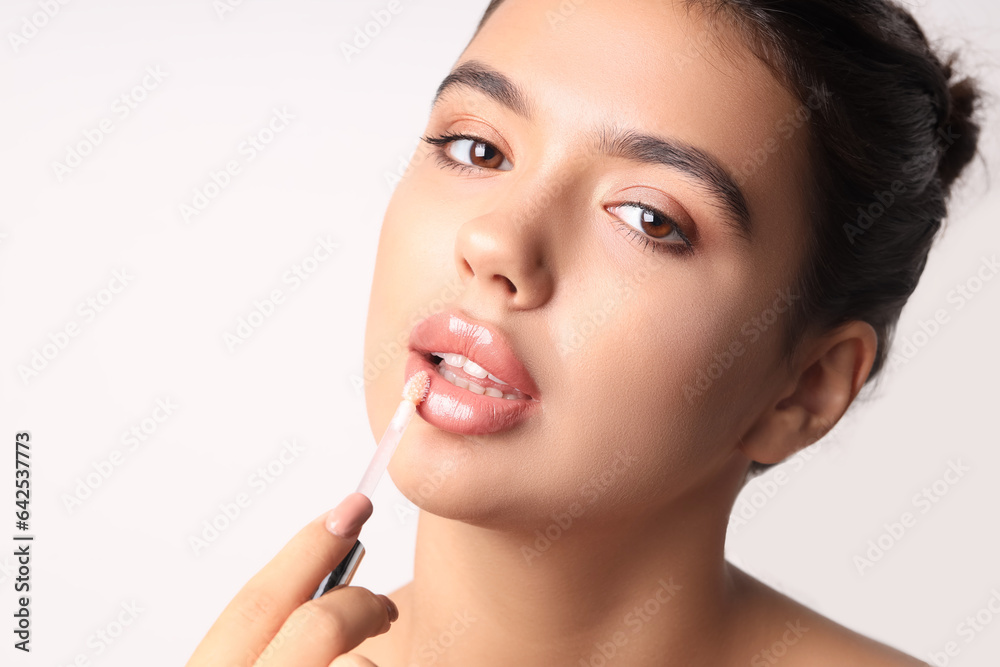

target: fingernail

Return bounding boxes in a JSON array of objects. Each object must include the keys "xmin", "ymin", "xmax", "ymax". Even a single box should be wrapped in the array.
[
  {"xmin": 325, "ymin": 493, "xmax": 373, "ymax": 538},
  {"xmin": 379, "ymin": 594, "xmax": 399, "ymax": 622}
]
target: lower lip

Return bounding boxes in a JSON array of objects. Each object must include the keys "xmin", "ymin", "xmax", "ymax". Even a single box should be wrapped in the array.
[{"xmin": 404, "ymin": 349, "xmax": 539, "ymax": 435}]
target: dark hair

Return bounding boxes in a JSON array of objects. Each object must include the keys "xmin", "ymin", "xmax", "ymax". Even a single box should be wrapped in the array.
[{"xmin": 473, "ymin": 0, "xmax": 982, "ymax": 477}]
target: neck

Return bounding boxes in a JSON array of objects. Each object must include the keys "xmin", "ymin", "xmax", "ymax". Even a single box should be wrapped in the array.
[{"xmin": 393, "ymin": 454, "xmax": 749, "ymax": 666}]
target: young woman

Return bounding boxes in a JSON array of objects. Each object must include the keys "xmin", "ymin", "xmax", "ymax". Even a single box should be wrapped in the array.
[{"xmin": 188, "ymin": 0, "xmax": 981, "ymax": 664}]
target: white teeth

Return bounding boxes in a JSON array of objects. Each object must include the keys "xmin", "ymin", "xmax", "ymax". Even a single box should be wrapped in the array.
[
  {"xmin": 434, "ymin": 358, "xmax": 525, "ymax": 400},
  {"xmin": 430, "ymin": 351, "xmax": 509, "ymax": 386},
  {"xmin": 443, "ymin": 353, "xmax": 467, "ymax": 367},
  {"xmin": 441, "ymin": 367, "xmax": 469, "ymax": 390},
  {"xmin": 462, "ymin": 359, "xmax": 489, "ymax": 379}
]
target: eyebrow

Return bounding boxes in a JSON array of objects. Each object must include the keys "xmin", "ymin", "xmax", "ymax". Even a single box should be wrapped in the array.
[{"xmin": 431, "ymin": 59, "xmax": 753, "ymax": 241}]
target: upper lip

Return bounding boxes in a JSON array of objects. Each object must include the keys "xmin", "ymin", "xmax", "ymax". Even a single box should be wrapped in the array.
[{"xmin": 408, "ymin": 309, "xmax": 541, "ymax": 400}]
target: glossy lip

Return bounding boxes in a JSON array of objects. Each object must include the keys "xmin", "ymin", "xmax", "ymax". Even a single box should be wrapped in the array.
[{"xmin": 405, "ymin": 310, "xmax": 541, "ymax": 436}]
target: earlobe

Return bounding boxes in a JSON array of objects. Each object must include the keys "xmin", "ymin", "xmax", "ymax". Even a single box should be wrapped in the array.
[{"xmin": 738, "ymin": 321, "xmax": 878, "ymax": 466}]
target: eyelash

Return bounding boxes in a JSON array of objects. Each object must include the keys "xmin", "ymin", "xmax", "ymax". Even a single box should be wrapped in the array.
[
  {"xmin": 419, "ymin": 132, "xmax": 695, "ymax": 255},
  {"xmin": 421, "ymin": 132, "xmax": 497, "ymax": 176},
  {"xmin": 611, "ymin": 201, "xmax": 694, "ymax": 256}
]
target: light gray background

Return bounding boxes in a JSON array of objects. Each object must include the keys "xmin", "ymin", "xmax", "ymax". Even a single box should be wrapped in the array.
[{"xmin": 1, "ymin": 0, "xmax": 997, "ymax": 665}]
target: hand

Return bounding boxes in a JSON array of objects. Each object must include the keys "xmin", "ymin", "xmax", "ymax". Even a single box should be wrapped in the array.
[{"xmin": 186, "ymin": 493, "xmax": 396, "ymax": 667}]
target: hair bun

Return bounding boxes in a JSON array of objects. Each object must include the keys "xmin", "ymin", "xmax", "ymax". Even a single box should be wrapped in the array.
[{"xmin": 937, "ymin": 64, "xmax": 981, "ymax": 194}]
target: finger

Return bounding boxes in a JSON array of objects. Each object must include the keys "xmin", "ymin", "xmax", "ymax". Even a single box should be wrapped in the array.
[
  {"xmin": 329, "ymin": 652, "xmax": 380, "ymax": 667},
  {"xmin": 186, "ymin": 493, "xmax": 373, "ymax": 666},
  {"xmin": 253, "ymin": 586, "xmax": 396, "ymax": 667}
]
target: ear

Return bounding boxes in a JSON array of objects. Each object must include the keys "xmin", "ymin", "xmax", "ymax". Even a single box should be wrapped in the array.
[{"xmin": 738, "ymin": 320, "xmax": 878, "ymax": 465}]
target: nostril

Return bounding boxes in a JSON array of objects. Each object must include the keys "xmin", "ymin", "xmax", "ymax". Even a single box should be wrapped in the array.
[{"xmin": 499, "ymin": 276, "xmax": 516, "ymax": 293}]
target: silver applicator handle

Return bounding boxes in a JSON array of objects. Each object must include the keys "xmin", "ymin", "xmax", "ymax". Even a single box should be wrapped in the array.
[{"xmin": 312, "ymin": 539, "xmax": 365, "ymax": 597}]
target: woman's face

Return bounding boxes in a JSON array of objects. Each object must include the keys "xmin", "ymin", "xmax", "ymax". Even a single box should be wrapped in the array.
[{"xmin": 364, "ymin": 0, "xmax": 813, "ymax": 527}]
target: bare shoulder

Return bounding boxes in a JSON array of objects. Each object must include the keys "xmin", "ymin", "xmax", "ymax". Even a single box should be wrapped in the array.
[
  {"xmin": 727, "ymin": 564, "xmax": 928, "ymax": 667},
  {"xmin": 352, "ymin": 572, "xmax": 928, "ymax": 666}
]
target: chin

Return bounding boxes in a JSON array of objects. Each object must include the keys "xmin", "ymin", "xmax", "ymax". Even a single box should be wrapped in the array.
[
  {"xmin": 387, "ymin": 436, "xmax": 545, "ymax": 530},
  {"xmin": 386, "ymin": 424, "xmax": 482, "ymax": 516}
]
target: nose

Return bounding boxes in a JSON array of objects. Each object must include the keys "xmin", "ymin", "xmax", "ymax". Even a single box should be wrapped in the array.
[{"xmin": 454, "ymin": 194, "xmax": 556, "ymax": 311}]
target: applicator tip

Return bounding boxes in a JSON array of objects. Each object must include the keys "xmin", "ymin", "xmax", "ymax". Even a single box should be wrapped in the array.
[{"xmin": 402, "ymin": 370, "xmax": 431, "ymax": 405}]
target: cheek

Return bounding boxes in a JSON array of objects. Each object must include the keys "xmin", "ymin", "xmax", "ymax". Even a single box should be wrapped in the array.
[
  {"xmin": 367, "ymin": 172, "xmax": 461, "ymax": 344},
  {"xmin": 546, "ymin": 264, "xmax": 776, "ymax": 506},
  {"xmin": 363, "ymin": 182, "xmax": 464, "ymax": 433}
]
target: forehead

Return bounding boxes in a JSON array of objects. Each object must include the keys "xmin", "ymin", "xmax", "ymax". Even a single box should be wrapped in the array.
[{"xmin": 459, "ymin": 0, "xmax": 813, "ymax": 254}]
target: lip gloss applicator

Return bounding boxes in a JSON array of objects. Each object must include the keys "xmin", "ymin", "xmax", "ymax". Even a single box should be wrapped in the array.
[{"xmin": 312, "ymin": 370, "xmax": 431, "ymax": 599}]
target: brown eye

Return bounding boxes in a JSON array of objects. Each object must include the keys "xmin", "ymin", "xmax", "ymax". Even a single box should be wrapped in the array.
[
  {"xmin": 639, "ymin": 208, "xmax": 673, "ymax": 239},
  {"xmin": 446, "ymin": 137, "xmax": 513, "ymax": 171},
  {"xmin": 606, "ymin": 200, "xmax": 695, "ymax": 255},
  {"xmin": 611, "ymin": 203, "xmax": 682, "ymax": 242}
]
